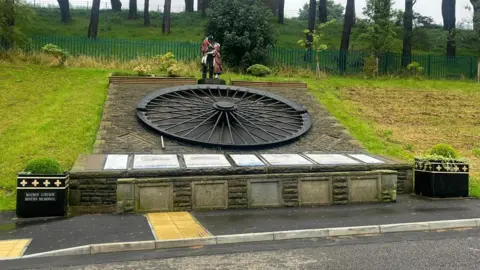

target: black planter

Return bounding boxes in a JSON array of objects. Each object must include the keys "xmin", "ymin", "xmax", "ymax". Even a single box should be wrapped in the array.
[
  {"xmin": 414, "ymin": 160, "xmax": 469, "ymax": 198},
  {"xmin": 16, "ymin": 173, "xmax": 69, "ymax": 218}
]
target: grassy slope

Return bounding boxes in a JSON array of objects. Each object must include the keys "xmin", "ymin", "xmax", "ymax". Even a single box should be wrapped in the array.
[
  {"xmin": 0, "ymin": 64, "xmax": 109, "ymax": 210},
  {"xmin": 19, "ymin": 8, "xmax": 477, "ymax": 55}
]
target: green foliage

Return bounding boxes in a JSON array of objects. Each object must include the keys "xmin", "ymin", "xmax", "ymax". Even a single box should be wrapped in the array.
[
  {"xmin": 133, "ymin": 64, "xmax": 151, "ymax": 76},
  {"xmin": 205, "ymin": 0, "xmax": 275, "ymax": 70},
  {"xmin": 24, "ymin": 158, "xmax": 64, "ymax": 174},
  {"xmin": 246, "ymin": 64, "xmax": 272, "ymax": 77},
  {"xmin": 363, "ymin": 55, "xmax": 378, "ymax": 78},
  {"xmin": 153, "ymin": 52, "xmax": 177, "ymax": 72},
  {"xmin": 0, "ymin": 0, "xmax": 34, "ymax": 49},
  {"xmin": 407, "ymin": 61, "xmax": 424, "ymax": 78},
  {"xmin": 297, "ymin": 1, "xmax": 344, "ymax": 21},
  {"xmin": 358, "ymin": 0, "xmax": 397, "ymax": 55},
  {"xmin": 429, "ymin": 144, "xmax": 459, "ymax": 159},
  {"xmin": 41, "ymin": 43, "xmax": 70, "ymax": 65},
  {"xmin": 472, "ymin": 147, "xmax": 480, "ymax": 158}
]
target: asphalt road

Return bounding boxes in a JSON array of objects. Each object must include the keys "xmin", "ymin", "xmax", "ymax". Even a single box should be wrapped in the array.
[{"xmin": 4, "ymin": 229, "xmax": 480, "ymax": 270}]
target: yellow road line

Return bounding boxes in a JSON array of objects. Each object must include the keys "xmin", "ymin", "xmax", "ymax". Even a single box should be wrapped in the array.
[
  {"xmin": 147, "ymin": 212, "xmax": 211, "ymax": 240},
  {"xmin": 0, "ymin": 239, "xmax": 31, "ymax": 259}
]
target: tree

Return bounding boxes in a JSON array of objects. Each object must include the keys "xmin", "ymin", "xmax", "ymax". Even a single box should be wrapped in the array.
[
  {"xmin": 144, "ymin": 0, "xmax": 150, "ymax": 26},
  {"xmin": 339, "ymin": 0, "xmax": 355, "ymax": 73},
  {"xmin": 263, "ymin": 0, "xmax": 277, "ymax": 14},
  {"xmin": 128, "ymin": 0, "xmax": 137, "ymax": 19},
  {"xmin": 299, "ymin": 20, "xmax": 335, "ymax": 78},
  {"xmin": 111, "ymin": 0, "xmax": 121, "ymax": 11},
  {"xmin": 469, "ymin": 1, "xmax": 480, "ymax": 32},
  {"xmin": 402, "ymin": 0, "xmax": 415, "ymax": 67},
  {"xmin": 87, "ymin": 0, "xmax": 101, "ymax": 39},
  {"xmin": 202, "ymin": 0, "xmax": 209, "ymax": 17},
  {"xmin": 359, "ymin": 0, "xmax": 396, "ymax": 56},
  {"xmin": 185, "ymin": 0, "xmax": 194, "ymax": 12},
  {"xmin": 307, "ymin": 0, "xmax": 316, "ymax": 50},
  {"xmin": 298, "ymin": 1, "xmax": 344, "ymax": 21},
  {"xmin": 442, "ymin": 0, "xmax": 456, "ymax": 57},
  {"xmin": 278, "ymin": 0, "xmax": 285, "ymax": 24},
  {"xmin": 318, "ymin": 0, "xmax": 327, "ymax": 23},
  {"xmin": 0, "ymin": 0, "xmax": 33, "ymax": 50},
  {"xmin": 57, "ymin": 0, "xmax": 71, "ymax": 23},
  {"xmin": 162, "ymin": 0, "xmax": 171, "ymax": 34},
  {"xmin": 205, "ymin": 0, "xmax": 275, "ymax": 69}
]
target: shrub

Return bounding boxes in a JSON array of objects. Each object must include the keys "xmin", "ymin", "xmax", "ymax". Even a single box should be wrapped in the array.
[
  {"xmin": 24, "ymin": 158, "xmax": 64, "ymax": 174},
  {"xmin": 133, "ymin": 64, "xmax": 151, "ymax": 76},
  {"xmin": 167, "ymin": 64, "xmax": 184, "ymax": 77},
  {"xmin": 363, "ymin": 55, "xmax": 378, "ymax": 78},
  {"xmin": 153, "ymin": 52, "xmax": 177, "ymax": 72},
  {"xmin": 205, "ymin": 0, "xmax": 275, "ymax": 70},
  {"xmin": 41, "ymin": 44, "xmax": 70, "ymax": 65},
  {"xmin": 407, "ymin": 61, "xmax": 424, "ymax": 78},
  {"xmin": 247, "ymin": 64, "xmax": 272, "ymax": 77},
  {"xmin": 429, "ymin": 144, "xmax": 459, "ymax": 159}
]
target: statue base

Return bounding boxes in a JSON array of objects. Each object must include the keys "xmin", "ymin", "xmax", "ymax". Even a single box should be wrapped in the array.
[{"xmin": 198, "ymin": 78, "xmax": 226, "ymax": 85}]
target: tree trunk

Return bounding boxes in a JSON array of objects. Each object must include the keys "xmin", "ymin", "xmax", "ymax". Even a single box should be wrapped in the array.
[
  {"xmin": 339, "ymin": 0, "xmax": 355, "ymax": 74},
  {"xmin": 198, "ymin": 0, "xmax": 202, "ymax": 11},
  {"xmin": 264, "ymin": 0, "xmax": 277, "ymax": 15},
  {"xmin": 278, "ymin": 0, "xmax": 285, "ymax": 24},
  {"xmin": 1, "ymin": 0, "xmax": 15, "ymax": 50},
  {"xmin": 162, "ymin": 0, "xmax": 171, "ymax": 34},
  {"xmin": 402, "ymin": 0, "xmax": 414, "ymax": 67},
  {"xmin": 185, "ymin": 0, "xmax": 194, "ymax": 12},
  {"xmin": 111, "ymin": 0, "xmax": 121, "ymax": 11},
  {"xmin": 318, "ymin": 0, "xmax": 328, "ymax": 23},
  {"xmin": 57, "ymin": 0, "xmax": 71, "ymax": 23},
  {"xmin": 128, "ymin": 0, "xmax": 137, "ymax": 19},
  {"xmin": 442, "ymin": 0, "xmax": 456, "ymax": 57},
  {"xmin": 470, "ymin": 0, "xmax": 480, "ymax": 32},
  {"xmin": 88, "ymin": 0, "xmax": 101, "ymax": 39},
  {"xmin": 144, "ymin": 0, "xmax": 150, "ymax": 26},
  {"xmin": 305, "ymin": 0, "xmax": 316, "ymax": 62},
  {"xmin": 202, "ymin": 0, "xmax": 209, "ymax": 17}
]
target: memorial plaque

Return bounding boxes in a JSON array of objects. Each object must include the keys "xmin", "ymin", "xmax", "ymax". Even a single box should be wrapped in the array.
[
  {"xmin": 104, "ymin": 155, "xmax": 129, "ymax": 170},
  {"xmin": 249, "ymin": 181, "xmax": 281, "ymax": 207},
  {"xmin": 261, "ymin": 154, "xmax": 312, "ymax": 166},
  {"xmin": 133, "ymin": 155, "xmax": 179, "ymax": 169},
  {"xmin": 229, "ymin": 154, "xmax": 264, "ymax": 167},
  {"xmin": 306, "ymin": 154, "xmax": 360, "ymax": 165},
  {"xmin": 137, "ymin": 184, "xmax": 173, "ymax": 212},
  {"xmin": 193, "ymin": 182, "xmax": 228, "ymax": 210},
  {"xmin": 183, "ymin": 154, "xmax": 231, "ymax": 168},
  {"xmin": 349, "ymin": 178, "xmax": 380, "ymax": 202},
  {"xmin": 349, "ymin": 154, "xmax": 384, "ymax": 164}
]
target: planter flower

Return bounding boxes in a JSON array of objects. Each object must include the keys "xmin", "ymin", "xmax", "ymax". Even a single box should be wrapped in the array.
[
  {"xmin": 414, "ymin": 144, "xmax": 469, "ymax": 198},
  {"xmin": 16, "ymin": 158, "xmax": 69, "ymax": 218}
]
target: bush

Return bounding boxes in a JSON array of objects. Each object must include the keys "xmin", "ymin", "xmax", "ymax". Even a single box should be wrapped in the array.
[
  {"xmin": 167, "ymin": 64, "xmax": 184, "ymax": 77},
  {"xmin": 133, "ymin": 64, "xmax": 151, "ymax": 76},
  {"xmin": 24, "ymin": 158, "xmax": 64, "ymax": 174},
  {"xmin": 41, "ymin": 44, "xmax": 70, "ymax": 65},
  {"xmin": 153, "ymin": 52, "xmax": 177, "ymax": 72},
  {"xmin": 363, "ymin": 55, "xmax": 378, "ymax": 78},
  {"xmin": 429, "ymin": 144, "xmax": 459, "ymax": 159},
  {"xmin": 247, "ymin": 64, "xmax": 272, "ymax": 77},
  {"xmin": 205, "ymin": 0, "xmax": 275, "ymax": 70},
  {"xmin": 407, "ymin": 61, "xmax": 424, "ymax": 78}
]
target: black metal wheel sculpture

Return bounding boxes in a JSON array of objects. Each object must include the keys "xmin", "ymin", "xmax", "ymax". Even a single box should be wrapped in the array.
[{"xmin": 136, "ymin": 85, "xmax": 312, "ymax": 148}]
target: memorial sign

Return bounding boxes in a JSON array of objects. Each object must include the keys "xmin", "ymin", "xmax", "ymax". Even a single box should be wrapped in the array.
[
  {"xmin": 16, "ymin": 174, "xmax": 69, "ymax": 218},
  {"xmin": 229, "ymin": 154, "xmax": 264, "ymax": 167},
  {"xmin": 133, "ymin": 155, "xmax": 179, "ymax": 169},
  {"xmin": 104, "ymin": 155, "xmax": 129, "ymax": 170},
  {"xmin": 261, "ymin": 154, "xmax": 312, "ymax": 166},
  {"xmin": 349, "ymin": 154, "xmax": 385, "ymax": 164},
  {"xmin": 184, "ymin": 154, "xmax": 231, "ymax": 168},
  {"xmin": 306, "ymin": 154, "xmax": 360, "ymax": 165}
]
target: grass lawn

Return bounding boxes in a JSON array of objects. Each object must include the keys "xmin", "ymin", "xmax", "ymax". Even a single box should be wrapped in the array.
[{"xmin": 0, "ymin": 63, "xmax": 109, "ymax": 210}]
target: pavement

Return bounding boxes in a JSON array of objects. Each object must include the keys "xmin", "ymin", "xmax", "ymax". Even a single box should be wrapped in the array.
[{"xmin": 0, "ymin": 195, "xmax": 479, "ymax": 260}]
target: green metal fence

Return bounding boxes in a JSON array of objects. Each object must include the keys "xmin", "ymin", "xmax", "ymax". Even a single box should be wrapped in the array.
[{"xmin": 21, "ymin": 36, "xmax": 479, "ymax": 80}]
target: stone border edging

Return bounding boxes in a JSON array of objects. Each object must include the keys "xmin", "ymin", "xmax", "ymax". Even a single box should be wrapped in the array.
[{"xmin": 19, "ymin": 218, "xmax": 480, "ymax": 259}]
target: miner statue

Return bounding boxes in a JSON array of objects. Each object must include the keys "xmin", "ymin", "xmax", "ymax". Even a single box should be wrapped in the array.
[{"xmin": 199, "ymin": 36, "xmax": 225, "ymax": 85}]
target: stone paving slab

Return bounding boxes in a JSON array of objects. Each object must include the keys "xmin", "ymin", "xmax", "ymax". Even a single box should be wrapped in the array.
[
  {"xmin": 0, "ymin": 215, "xmax": 154, "ymax": 255},
  {"xmin": 192, "ymin": 195, "xmax": 480, "ymax": 235}
]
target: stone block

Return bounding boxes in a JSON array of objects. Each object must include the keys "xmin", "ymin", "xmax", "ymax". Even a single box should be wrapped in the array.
[
  {"xmin": 349, "ymin": 176, "xmax": 380, "ymax": 203},
  {"xmin": 136, "ymin": 184, "xmax": 173, "ymax": 212},
  {"xmin": 192, "ymin": 181, "xmax": 228, "ymax": 210},
  {"xmin": 328, "ymin": 225, "xmax": 380, "ymax": 237},
  {"xmin": 248, "ymin": 181, "xmax": 282, "ymax": 207},
  {"xmin": 274, "ymin": 229, "xmax": 328, "ymax": 240},
  {"xmin": 299, "ymin": 179, "xmax": 330, "ymax": 205},
  {"xmin": 428, "ymin": 219, "xmax": 477, "ymax": 230},
  {"xmin": 380, "ymin": 222, "xmax": 429, "ymax": 233}
]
